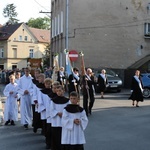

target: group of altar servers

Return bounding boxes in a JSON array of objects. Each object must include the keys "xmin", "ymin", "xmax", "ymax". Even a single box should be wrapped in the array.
[{"xmin": 3, "ymin": 67, "xmax": 88, "ymax": 150}]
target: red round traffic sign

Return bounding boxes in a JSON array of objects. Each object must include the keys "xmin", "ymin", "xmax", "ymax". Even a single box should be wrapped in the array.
[{"xmin": 68, "ymin": 50, "xmax": 78, "ymax": 62}]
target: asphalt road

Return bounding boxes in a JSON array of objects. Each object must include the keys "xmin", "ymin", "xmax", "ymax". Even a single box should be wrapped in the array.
[{"xmin": 0, "ymin": 91, "xmax": 150, "ymax": 150}]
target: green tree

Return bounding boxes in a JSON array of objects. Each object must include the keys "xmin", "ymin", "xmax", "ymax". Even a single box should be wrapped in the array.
[
  {"xmin": 42, "ymin": 43, "xmax": 51, "ymax": 67},
  {"xmin": 3, "ymin": 3, "xmax": 19, "ymax": 24},
  {"xmin": 27, "ymin": 17, "xmax": 50, "ymax": 30}
]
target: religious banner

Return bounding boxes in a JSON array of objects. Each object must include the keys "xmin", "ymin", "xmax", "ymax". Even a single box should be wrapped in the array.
[{"xmin": 52, "ymin": 54, "xmax": 59, "ymax": 82}]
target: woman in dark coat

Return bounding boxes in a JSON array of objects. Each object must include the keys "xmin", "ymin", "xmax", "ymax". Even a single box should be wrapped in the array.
[
  {"xmin": 82, "ymin": 68, "xmax": 95, "ymax": 116},
  {"xmin": 97, "ymin": 69, "xmax": 108, "ymax": 98},
  {"xmin": 57, "ymin": 67, "xmax": 66, "ymax": 86},
  {"xmin": 129, "ymin": 70, "xmax": 144, "ymax": 107},
  {"xmin": 68, "ymin": 67, "xmax": 80, "ymax": 96}
]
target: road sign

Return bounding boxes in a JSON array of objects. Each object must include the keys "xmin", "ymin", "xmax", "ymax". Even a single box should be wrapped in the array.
[{"xmin": 68, "ymin": 50, "xmax": 78, "ymax": 62}]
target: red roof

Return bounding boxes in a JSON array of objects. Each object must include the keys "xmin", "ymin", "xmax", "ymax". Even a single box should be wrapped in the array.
[{"xmin": 29, "ymin": 27, "xmax": 50, "ymax": 43}]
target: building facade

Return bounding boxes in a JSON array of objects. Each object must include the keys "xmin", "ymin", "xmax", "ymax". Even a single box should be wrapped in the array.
[
  {"xmin": 0, "ymin": 23, "xmax": 50, "ymax": 70},
  {"xmin": 51, "ymin": 0, "xmax": 150, "ymax": 72}
]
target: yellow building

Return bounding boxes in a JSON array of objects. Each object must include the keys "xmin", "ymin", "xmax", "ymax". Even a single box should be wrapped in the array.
[{"xmin": 0, "ymin": 23, "xmax": 50, "ymax": 70}]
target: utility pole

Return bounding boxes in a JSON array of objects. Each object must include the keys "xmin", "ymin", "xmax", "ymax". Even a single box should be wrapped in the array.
[{"xmin": 39, "ymin": 10, "xmax": 51, "ymax": 67}]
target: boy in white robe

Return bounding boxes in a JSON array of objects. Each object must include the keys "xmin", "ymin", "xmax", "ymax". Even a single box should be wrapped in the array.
[
  {"xmin": 45, "ymin": 81, "xmax": 60, "ymax": 149},
  {"xmin": 61, "ymin": 91, "xmax": 88, "ymax": 150},
  {"xmin": 17, "ymin": 67, "xmax": 33, "ymax": 129},
  {"xmin": 33, "ymin": 73, "xmax": 45, "ymax": 134},
  {"xmin": 39, "ymin": 78, "xmax": 53, "ymax": 149},
  {"xmin": 15, "ymin": 71, "xmax": 21, "ymax": 113},
  {"xmin": 50, "ymin": 85, "xmax": 70, "ymax": 150},
  {"xmin": 31, "ymin": 69, "xmax": 42, "ymax": 133},
  {"xmin": 3, "ymin": 75, "xmax": 18, "ymax": 125}
]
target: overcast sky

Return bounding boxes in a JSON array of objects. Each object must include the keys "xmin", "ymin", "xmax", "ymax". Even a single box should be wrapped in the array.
[{"xmin": 0, "ymin": 0, "xmax": 51, "ymax": 25}]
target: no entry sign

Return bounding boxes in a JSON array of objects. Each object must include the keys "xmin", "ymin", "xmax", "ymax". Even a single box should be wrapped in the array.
[{"xmin": 69, "ymin": 50, "xmax": 78, "ymax": 62}]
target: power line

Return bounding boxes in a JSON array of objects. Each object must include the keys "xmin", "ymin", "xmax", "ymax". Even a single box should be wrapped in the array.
[{"xmin": 33, "ymin": 0, "xmax": 49, "ymax": 11}]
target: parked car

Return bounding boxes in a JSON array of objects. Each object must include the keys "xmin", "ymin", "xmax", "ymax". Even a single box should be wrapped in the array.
[
  {"xmin": 141, "ymin": 73, "xmax": 150, "ymax": 98},
  {"xmin": 94, "ymin": 68, "xmax": 123, "ymax": 93}
]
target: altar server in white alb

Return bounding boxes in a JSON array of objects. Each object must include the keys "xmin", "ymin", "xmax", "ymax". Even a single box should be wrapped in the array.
[
  {"xmin": 50, "ymin": 85, "xmax": 70, "ymax": 150},
  {"xmin": 17, "ymin": 67, "xmax": 33, "ymax": 129},
  {"xmin": 33, "ymin": 73, "xmax": 45, "ymax": 134},
  {"xmin": 39, "ymin": 78, "xmax": 53, "ymax": 149},
  {"xmin": 3, "ymin": 75, "xmax": 18, "ymax": 126},
  {"xmin": 61, "ymin": 91, "xmax": 88, "ymax": 150}
]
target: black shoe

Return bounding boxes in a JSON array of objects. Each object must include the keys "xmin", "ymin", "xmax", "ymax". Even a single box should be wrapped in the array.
[
  {"xmin": 5, "ymin": 120, "xmax": 10, "ymax": 125},
  {"xmin": 33, "ymin": 127, "xmax": 37, "ymax": 133},
  {"xmin": 45, "ymin": 145, "xmax": 51, "ymax": 149},
  {"xmin": 132, "ymin": 101, "xmax": 135, "ymax": 106},
  {"xmin": 24, "ymin": 124, "xmax": 28, "ymax": 130},
  {"xmin": 89, "ymin": 109, "xmax": 92, "ymax": 115},
  {"xmin": 11, "ymin": 120, "xmax": 15, "ymax": 125},
  {"xmin": 86, "ymin": 113, "xmax": 88, "ymax": 117},
  {"xmin": 41, "ymin": 130, "xmax": 45, "ymax": 135}
]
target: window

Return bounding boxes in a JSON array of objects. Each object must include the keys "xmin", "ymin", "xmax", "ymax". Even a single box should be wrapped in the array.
[
  {"xmin": 24, "ymin": 36, "xmax": 28, "ymax": 41},
  {"xmin": 29, "ymin": 49, "xmax": 34, "ymax": 58},
  {"xmin": 61, "ymin": 11, "xmax": 63, "ymax": 33},
  {"xmin": 52, "ymin": 19, "xmax": 54, "ymax": 38},
  {"xmin": 0, "ymin": 48, "xmax": 4, "ymax": 58},
  {"xmin": 144, "ymin": 23, "xmax": 150, "ymax": 37},
  {"xmin": 12, "ymin": 64, "xmax": 17, "ymax": 70},
  {"xmin": 58, "ymin": 14, "xmax": 60, "ymax": 35},
  {"xmin": 55, "ymin": 17, "xmax": 57, "ymax": 36},
  {"xmin": 12, "ymin": 48, "xmax": 17, "ymax": 58},
  {"xmin": 19, "ymin": 35, "xmax": 22, "ymax": 41},
  {"xmin": 0, "ymin": 65, "xmax": 4, "ymax": 70}
]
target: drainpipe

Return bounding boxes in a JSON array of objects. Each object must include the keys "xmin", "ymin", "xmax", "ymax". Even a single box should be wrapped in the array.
[{"xmin": 66, "ymin": 0, "xmax": 69, "ymax": 50}]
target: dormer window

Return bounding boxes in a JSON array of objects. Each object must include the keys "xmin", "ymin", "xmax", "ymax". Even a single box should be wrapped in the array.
[{"xmin": 40, "ymin": 36, "xmax": 44, "ymax": 39}]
